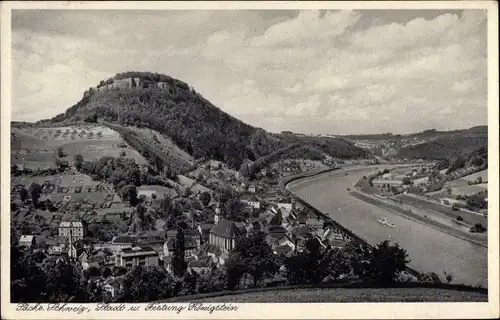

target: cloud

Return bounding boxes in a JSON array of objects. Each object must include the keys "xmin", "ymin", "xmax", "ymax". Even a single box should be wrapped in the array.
[
  {"xmin": 250, "ymin": 10, "xmax": 361, "ymax": 47},
  {"xmin": 11, "ymin": 9, "xmax": 487, "ymax": 135}
]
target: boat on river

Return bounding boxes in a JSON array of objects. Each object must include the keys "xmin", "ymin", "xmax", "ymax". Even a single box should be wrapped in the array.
[{"xmin": 377, "ymin": 217, "xmax": 395, "ymax": 228}]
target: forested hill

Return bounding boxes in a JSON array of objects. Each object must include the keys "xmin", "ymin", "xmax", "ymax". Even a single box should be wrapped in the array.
[
  {"xmin": 396, "ymin": 135, "xmax": 488, "ymax": 161},
  {"xmin": 37, "ymin": 71, "xmax": 367, "ymax": 170}
]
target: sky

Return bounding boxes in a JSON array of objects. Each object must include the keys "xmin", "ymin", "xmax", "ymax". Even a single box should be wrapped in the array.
[{"xmin": 11, "ymin": 9, "xmax": 488, "ymax": 135}]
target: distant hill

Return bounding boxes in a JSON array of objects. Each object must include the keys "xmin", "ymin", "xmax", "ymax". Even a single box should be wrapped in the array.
[
  {"xmin": 340, "ymin": 126, "xmax": 487, "ymax": 142},
  {"xmin": 396, "ymin": 135, "xmax": 488, "ymax": 161},
  {"xmin": 36, "ymin": 71, "xmax": 367, "ymax": 171}
]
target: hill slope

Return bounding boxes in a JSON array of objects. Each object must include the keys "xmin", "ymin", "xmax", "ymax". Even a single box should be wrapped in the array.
[
  {"xmin": 396, "ymin": 135, "xmax": 488, "ymax": 161},
  {"xmin": 38, "ymin": 71, "xmax": 367, "ymax": 170}
]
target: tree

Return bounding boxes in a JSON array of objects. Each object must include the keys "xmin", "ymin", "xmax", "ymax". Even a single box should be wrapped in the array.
[
  {"xmin": 11, "ymin": 246, "xmax": 48, "ymax": 302},
  {"xmin": 323, "ymin": 248, "xmax": 351, "ymax": 281},
  {"xmin": 199, "ymin": 191, "xmax": 211, "ymax": 207},
  {"xmin": 196, "ymin": 267, "xmax": 227, "ymax": 293},
  {"xmin": 57, "ymin": 147, "xmax": 65, "ymax": 158},
  {"xmin": 113, "ymin": 266, "xmax": 127, "ymax": 277},
  {"xmin": 29, "ymin": 182, "xmax": 42, "ymax": 208},
  {"xmin": 172, "ymin": 228, "xmax": 187, "ymax": 278},
  {"xmin": 85, "ymin": 266, "xmax": 100, "ymax": 278},
  {"xmin": 20, "ymin": 187, "xmax": 29, "ymax": 203},
  {"xmin": 120, "ymin": 185, "xmax": 138, "ymax": 206},
  {"xmin": 118, "ymin": 266, "xmax": 174, "ymax": 302},
  {"xmin": 284, "ymin": 237, "xmax": 327, "ymax": 285},
  {"xmin": 136, "ymin": 203, "xmax": 146, "ymax": 220},
  {"xmin": 45, "ymin": 259, "xmax": 89, "ymax": 302},
  {"xmin": 159, "ymin": 196, "xmax": 172, "ymax": 219},
  {"xmin": 270, "ymin": 209, "xmax": 283, "ymax": 225},
  {"xmin": 180, "ymin": 271, "xmax": 198, "ymax": 295},
  {"xmin": 443, "ymin": 271, "xmax": 453, "ymax": 284},
  {"xmin": 365, "ymin": 240, "xmax": 409, "ymax": 284},
  {"xmin": 74, "ymin": 154, "xmax": 84, "ymax": 170},
  {"xmin": 224, "ymin": 198, "xmax": 247, "ymax": 221},
  {"xmin": 227, "ymin": 231, "xmax": 279, "ymax": 288},
  {"xmin": 402, "ymin": 177, "xmax": 412, "ymax": 185}
]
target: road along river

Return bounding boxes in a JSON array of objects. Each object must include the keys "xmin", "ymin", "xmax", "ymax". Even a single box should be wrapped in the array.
[{"xmin": 287, "ymin": 165, "xmax": 488, "ymax": 288}]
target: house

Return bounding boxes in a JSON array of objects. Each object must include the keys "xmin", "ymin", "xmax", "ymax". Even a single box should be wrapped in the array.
[
  {"xmin": 115, "ymin": 246, "xmax": 159, "ymax": 269},
  {"xmin": 246, "ymin": 220, "xmax": 263, "ymax": 233},
  {"xmin": 209, "ymin": 217, "xmax": 241, "ymax": 252},
  {"xmin": 137, "ymin": 236, "xmax": 165, "ymax": 256},
  {"xmin": 103, "ymin": 277, "xmax": 125, "ymax": 298},
  {"xmin": 163, "ymin": 237, "xmax": 198, "ymax": 259},
  {"xmin": 166, "ymin": 229, "xmax": 201, "ymax": 249},
  {"xmin": 203, "ymin": 244, "xmax": 223, "ymax": 264},
  {"xmin": 197, "ymin": 223, "xmax": 213, "ymax": 244},
  {"xmin": 326, "ymin": 239, "xmax": 346, "ymax": 250},
  {"xmin": 240, "ymin": 194, "xmax": 261, "ymax": 210},
  {"xmin": 187, "ymin": 260, "xmax": 210, "ymax": 274},
  {"xmin": 276, "ymin": 202, "xmax": 293, "ymax": 218},
  {"xmin": 19, "ymin": 235, "xmax": 36, "ymax": 248},
  {"xmin": 290, "ymin": 226, "xmax": 314, "ymax": 251},
  {"xmin": 265, "ymin": 224, "xmax": 288, "ymax": 237},
  {"xmin": 111, "ymin": 235, "xmax": 136, "ymax": 249},
  {"xmin": 273, "ymin": 245, "xmax": 294, "ymax": 257},
  {"xmin": 305, "ymin": 216, "xmax": 323, "ymax": 230},
  {"xmin": 59, "ymin": 221, "xmax": 87, "ymax": 240},
  {"xmin": 81, "ymin": 255, "xmax": 106, "ymax": 270},
  {"xmin": 266, "ymin": 233, "xmax": 295, "ymax": 251},
  {"xmin": 248, "ymin": 185, "xmax": 257, "ymax": 193}
]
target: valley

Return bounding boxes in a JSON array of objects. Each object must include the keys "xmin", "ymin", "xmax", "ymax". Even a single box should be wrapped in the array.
[{"xmin": 10, "ymin": 72, "xmax": 490, "ymax": 304}]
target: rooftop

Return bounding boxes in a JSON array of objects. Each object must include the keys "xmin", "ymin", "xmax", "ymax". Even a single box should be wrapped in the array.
[
  {"xmin": 274, "ymin": 245, "xmax": 293, "ymax": 255},
  {"xmin": 19, "ymin": 235, "xmax": 35, "ymax": 242},
  {"xmin": 112, "ymin": 235, "xmax": 136, "ymax": 244},
  {"xmin": 59, "ymin": 221, "xmax": 83, "ymax": 228},
  {"xmin": 121, "ymin": 246, "xmax": 157, "ymax": 255},
  {"xmin": 209, "ymin": 219, "xmax": 241, "ymax": 239}
]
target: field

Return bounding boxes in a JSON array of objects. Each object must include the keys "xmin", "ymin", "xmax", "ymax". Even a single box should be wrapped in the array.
[
  {"xmin": 11, "ymin": 167, "xmax": 133, "ymax": 228},
  {"xmin": 448, "ymin": 184, "xmax": 488, "ymax": 196},
  {"xmin": 447, "ymin": 169, "xmax": 488, "ymax": 188},
  {"xmin": 177, "ymin": 175, "xmax": 211, "ymax": 194},
  {"xmin": 195, "ymin": 287, "xmax": 487, "ymax": 302},
  {"xmin": 461, "ymin": 169, "xmax": 488, "ymax": 182},
  {"xmin": 372, "ymin": 179, "xmax": 403, "ymax": 186},
  {"xmin": 11, "ymin": 125, "xmax": 148, "ymax": 169},
  {"xmin": 394, "ymin": 194, "xmax": 487, "ymax": 227},
  {"xmin": 299, "ymin": 160, "xmax": 330, "ymax": 172},
  {"xmin": 412, "ymin": 177, "xmax": 429, "ymax": 185},
  {"xmin": 137, "ymin": 185, "xmax": 178, "ymax": 199}
]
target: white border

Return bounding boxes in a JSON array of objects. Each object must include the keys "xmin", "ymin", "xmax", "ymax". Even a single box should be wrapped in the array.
[{"xmin": 1, "ymin": 1, "xmax": 498, "ymax": 319}]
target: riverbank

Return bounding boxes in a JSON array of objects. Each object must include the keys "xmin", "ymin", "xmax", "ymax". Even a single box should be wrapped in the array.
[
  {"xmin": 351, "ymin": 190, "xmax": 487, "ymax": 248},
  {"xmin": 281, "ymin": 166, "xmax": 422, "ymax": 278},
  {"xmin": 285, "ymin": 165, "xmax": 488, "ymax": 288}
]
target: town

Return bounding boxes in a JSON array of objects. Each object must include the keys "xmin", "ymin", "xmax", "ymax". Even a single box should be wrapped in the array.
[{"xmin": 11, "ymin": 123, "xmax": 373, "ymax": 302}]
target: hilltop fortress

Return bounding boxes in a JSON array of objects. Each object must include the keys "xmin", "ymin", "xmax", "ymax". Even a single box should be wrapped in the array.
[{"xmin": 83, "ymin": 76, "xmax": 195, "ymax": 98}]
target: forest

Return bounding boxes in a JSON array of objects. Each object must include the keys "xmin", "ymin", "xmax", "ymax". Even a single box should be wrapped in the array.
[{"xmin": 39, "ymin": 72, "xmax": 367, "ymax": 171}]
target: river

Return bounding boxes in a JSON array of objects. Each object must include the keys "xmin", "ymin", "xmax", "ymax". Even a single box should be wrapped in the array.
[{"xmin": 287, "ymin": 165, "xmax": 488, "ymax": 288}]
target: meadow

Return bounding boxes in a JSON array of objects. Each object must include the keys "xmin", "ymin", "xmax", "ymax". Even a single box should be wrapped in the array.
[
  {"xmin": 195, "ymin": 287, "xmax": 488, "ymax": 303},
  {"xmin": 11, "ymin": 125, "xmax": 148, "ymax": 170}
]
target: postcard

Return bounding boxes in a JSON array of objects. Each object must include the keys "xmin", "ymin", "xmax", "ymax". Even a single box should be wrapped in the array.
[{"xmin": 1, "ymin": 1, "xmax": 498, "ymax": 319}]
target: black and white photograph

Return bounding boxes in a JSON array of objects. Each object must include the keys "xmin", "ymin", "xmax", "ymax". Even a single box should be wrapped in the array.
[{"xmin": 1, "ymin": 1, "xmax": 498, "ymax": 319}]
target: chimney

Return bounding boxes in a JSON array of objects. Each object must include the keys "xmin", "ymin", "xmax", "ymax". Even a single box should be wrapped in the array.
[{"xmin": 214, "ymin": 214, "xmax": 219, "ymax": 225}]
